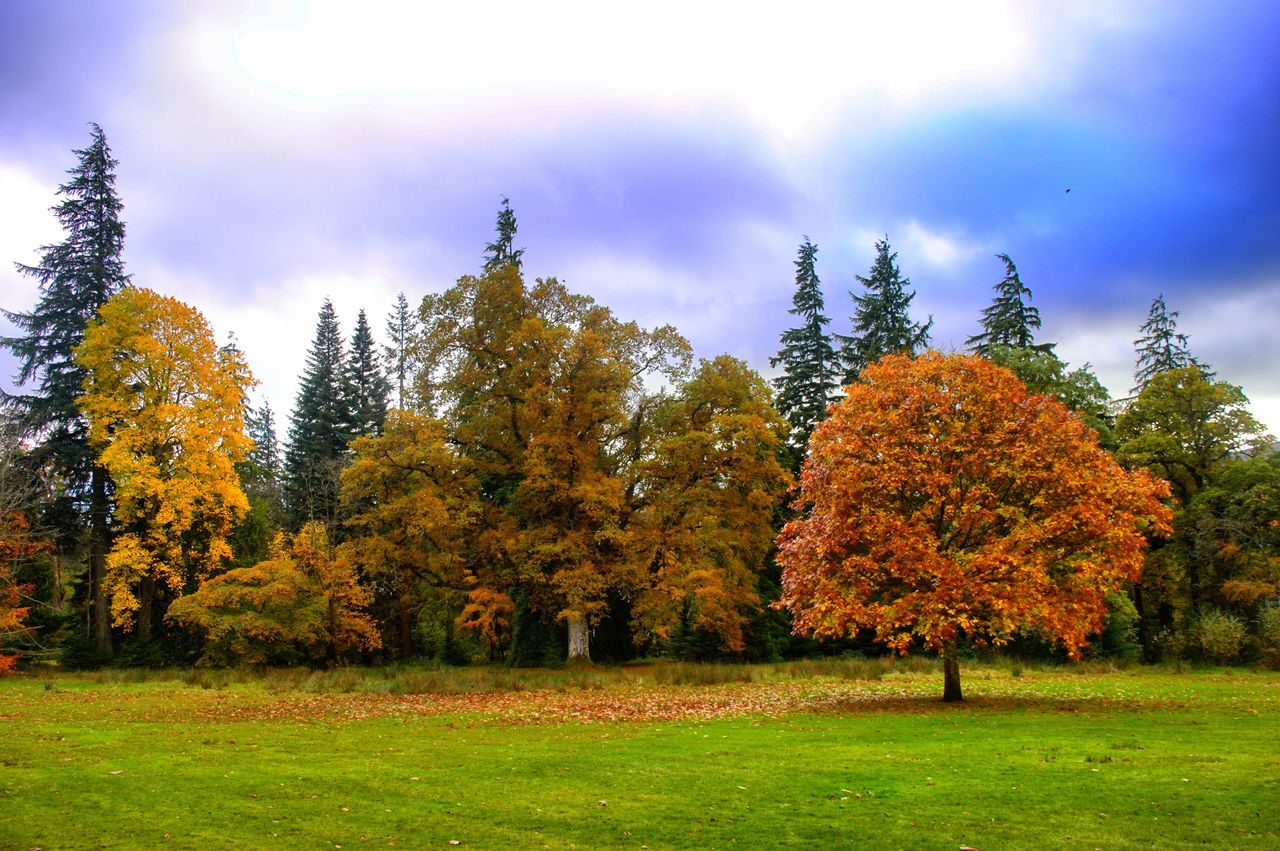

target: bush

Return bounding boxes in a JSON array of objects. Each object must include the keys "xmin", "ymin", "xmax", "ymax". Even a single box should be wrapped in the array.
[
  {"xmin": 1194, "ymin": 610, "xmax": 1246, "ymax": 663},
  {"xmin": 1258, "ymin": 600, "xmax": 1280, "ymax": 669}
]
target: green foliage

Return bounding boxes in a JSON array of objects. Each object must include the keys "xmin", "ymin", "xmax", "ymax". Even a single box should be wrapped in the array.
[
  {"xmin": 1193, "ymin": 609, "xmax": 1246, "ymax": 663},
  {"xmin": 1132, "ymin": 293, "xmax": 1209, "ymax": 394},
  {"xmin": 967, "ymin": 254, "xmax": 1052, "ymax": 355},
  {"xmin": 482, "ymin": 196, "xmax": 524, "ymax": 273},
  {"xmin": 383, "ymin": 292, "xmax": 421, "ymax": 410},
  {"xmin": 769, "ymin": 238, "xmax": 837, "ymax": 457},
  {"xmin": 1095, "ymin": 592, "xmax": 1141, "ymax": 661},
  {"xmin": 987, "ymin": 345, "xmax": 1116, "ymax": 448},
  {"xmin": 344, "ymin": 309, "xmax": 390, "ymax": 439},
  {"xmin": 838, "ymin": 237, "xmax": 932, "ymax": 383}
]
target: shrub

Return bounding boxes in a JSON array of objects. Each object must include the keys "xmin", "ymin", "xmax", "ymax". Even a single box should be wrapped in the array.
[{"xmin": 1194, "ymin": 610, "xmax": 1246, "ymax": 663}]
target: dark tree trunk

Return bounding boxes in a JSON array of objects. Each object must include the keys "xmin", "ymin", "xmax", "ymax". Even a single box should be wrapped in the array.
[
  {"xmin": 942, "ymin": 643, "xmax": 963, "ymax": 702},
  {"xmin": 89, "ymin": 466, "xmax": 112, "ymax": 657},
  {"xmin": 397, "ymin": 596, "xmax": 414, "ymax": 660},
  {"xmin": 135, "ymin": 575, "xmax": 156, "ymax": 645}
]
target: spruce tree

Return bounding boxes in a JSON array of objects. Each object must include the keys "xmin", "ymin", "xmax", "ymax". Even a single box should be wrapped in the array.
[
  {"xmin": 1, "ymin": 123, "xmax": 129, "ymax": 656},
  {"xmin": 838, "ymin": 237, "xmax": 932, "ymax": 384},
  {"xmin": 966, "ymin": 254, "xmax": 1053, "ymax": 356},
  {"xmin": 483, "ymin": 197, "xmax": 524, "ymax": 273},
  {"xmin": 244, "ymin": 402, "xmax": 283, "ymax": 510},
  {"xmin": 284, "ymin": 300, "xmax": 351, "ymax": 528},
  {"xmin": 345, "ymin": 309, "xmax": 390, "ymax": 439},
  {"xmin": 1132, "ymin": 294, "xmax": 1209, "ymax": 394},
  {"xmin": 384, "ymin": 291, "xmax": 420, "ymax": 410},
  {"xmin": 769, "ymin": 238, "xmax": 838, "ymax": 457}
]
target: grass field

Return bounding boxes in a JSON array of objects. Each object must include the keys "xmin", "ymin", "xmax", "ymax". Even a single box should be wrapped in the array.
[{"xmin": 1, "ymin": 661, "xmax": 1277, "ymax": 849}]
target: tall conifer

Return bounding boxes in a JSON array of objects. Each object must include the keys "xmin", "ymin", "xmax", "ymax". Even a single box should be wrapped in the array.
[
  {"xmin": 482, "ymin": 197, "xmax": 524, "ymax": 273},
  {"xmin": 285, "ymin": 300, "xmax": 351, "ymax": 528},
  {"xmin": 1, "ymin": 123, "xmax": 129, "ymax": 655},
  {"xmin": 967, "ymin": 254, "xmax": 1052, "ymax": 355},
  {"xmin": 345, "ymin": 309, "xmax": 390, "ymax": 438},
  {"xmin": 1132, "ymin": 294, "xmax": 1209, "ymax": 394},
  {"xmin": 770, "ymin": 238, "xmax": 838, "ymax": 457},
  {"xmin": 384, "ymin": 292, "xmax": 420, "ymax": 410},
  {"xmin": 838, "ymin": 237, "xmax": 932, "ymax": 384}
]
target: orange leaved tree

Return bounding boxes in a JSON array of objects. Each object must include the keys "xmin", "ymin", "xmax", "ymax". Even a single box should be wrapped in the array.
[{"xmin": 778, "ymin": 352, "xmax": 1172, "ymax": 701}]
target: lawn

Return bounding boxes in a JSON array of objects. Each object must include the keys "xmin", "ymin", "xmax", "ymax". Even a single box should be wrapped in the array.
[{"xmin": 1, "ymin": 662, "xmax": 1277, "ymax": 849}]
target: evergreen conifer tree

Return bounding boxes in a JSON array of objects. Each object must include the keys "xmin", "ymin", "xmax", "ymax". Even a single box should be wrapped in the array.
[
  {"xmin": 769, "ymin": 238, "xmax": 838, "ymax": 457},
  {"xmin": 966, "ymin": 254, "xmax": 1053, "ymax": 356},
  {"xmin": 344, "ymin": 309, "xmax": 390, "ymax": 439},
  {"xmin": 838, "ymin": 237, "xmax": 932, "ymax": 383},
  {"xmin": 1132, "ymin": 294, "xmax": 1209, "ymax": 394},
  {"xmin": 384, "ymin": 292, "xmax": 420, "ymax": 410},
  {"xmin": 284, "ymin": 300, "xmax": 351, "ymax": 528},
  {"xmin": 1, "ymin": 123, "xmax": 129, "ymax": 655},
  {"xmin": 244, "ymin": 402, "xmax": 283, "ymax": 508},
  {"xmin": 483, "ymin": 197, "xmax": 524, "ymax": 272}
]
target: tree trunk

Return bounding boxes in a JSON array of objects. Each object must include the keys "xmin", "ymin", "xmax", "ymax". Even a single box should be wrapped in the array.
[
  {"xmin": 135, "ymin": 575, "xmax": 156, "ymax": 645},
  {"xmin": 89, "ymin": 466, "xmax": 112, "ymax": 657},
  {"xmin": 397, "ymin": 596, "xmax": 414, "ymax": 660},
  {"xmin": 566, "ymin": 612, "xmax": 591, "ymax": 663},
  {"xmin": 942, "ymin": 643, "xmax": 963, "ymax": 702}
]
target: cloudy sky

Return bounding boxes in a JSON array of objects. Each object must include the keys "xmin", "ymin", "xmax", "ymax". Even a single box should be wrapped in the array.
[{"xmin": 1, "ymin": 1, "xmax": 1277, "ymax": 434}]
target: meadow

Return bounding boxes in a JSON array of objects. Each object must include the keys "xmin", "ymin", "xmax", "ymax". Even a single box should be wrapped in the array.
[{"xmin": 1, "ymin": 660, "xmax": 1277, "ymax": 849}]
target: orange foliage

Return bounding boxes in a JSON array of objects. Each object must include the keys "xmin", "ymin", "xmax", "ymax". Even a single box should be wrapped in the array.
[
  {"xmin": 778, "ymin": 352, "xmax": 1172, "ymax": 661},
  {"xmin": 0, "ymin": 512, "xmax": 49, "ymax": 673},
  {"xmin": 456, "ymin": 586, "xmax": 516, "ymax": 660}
]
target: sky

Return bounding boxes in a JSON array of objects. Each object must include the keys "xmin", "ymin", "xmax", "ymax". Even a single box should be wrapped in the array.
[{"xmin": 1, "ymin": 1, "xmax": 1278, "ymax": 435}]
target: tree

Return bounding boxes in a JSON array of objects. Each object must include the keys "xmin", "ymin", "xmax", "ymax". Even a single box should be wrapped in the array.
[
  {"xmin": 384, "ymin": 292, "xmax": 420, "ymax": 410},
  {"xmin": 1132, "ymin": 294, "xmax": 1208, "ymax": 394},
  {"xmin": 838, "ymin": 237, "xmax": 932, "ymax": 383},
  {"xmin": 75, "ymin": 288, "xmax": 254, "ymax": 641},
  {"xmin": 482, "ymin": 197, "xmax": 524, "ymax": 273},
  {"xmin": 344, "ymin": 309, "xmax": 390, "ymax": 439},
  {"xmin": 777, "ymin": 353, "xmax": 1171, "ymax": 701},
  {"xmin": 986, "ymin": 345, "xmax": 1116, "ymax": 449},
  {"xmin": 167, "ymin": 523, "xmax": 381, "ymax": 665},
  {"xmin": 285, "ymin": 300, "xmax": 351, "ymax": 529},
  {"xmin": 770, "ymin": 238, "xmax": 838, "ymax": 460},
  {"xmin": 1, "ymin": 123, "xmax": 130, "ymax": 655},
  {"xmin": 966, "ymin": 254, "xmax": 1052, "ymax": 355}
]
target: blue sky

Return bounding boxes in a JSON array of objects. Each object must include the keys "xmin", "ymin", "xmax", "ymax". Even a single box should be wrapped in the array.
[{"xmin": 1, "ymin": 1, "xmax": 1277, "ymax": 433}]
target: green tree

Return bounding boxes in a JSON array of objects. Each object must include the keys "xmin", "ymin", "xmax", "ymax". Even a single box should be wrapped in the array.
[
  {"xmin": 285, "ymin": 300, "xmax": 351, "ymax": 530},
  {"xmin": 344, "ymin": 309, "xmax": 390, "ymax": 439},
  {"xmin": 1132, "ymin": 294, "xmax": 1208, "ymax": 394},
  {"xmin": 384, "ymin": 292, "xmax": 420, "ymax": 410},
  {"xmin": 967, "ymin": 254, "xmax": 1052, "ymax": 355},
  {"xmin": 770, "ymin": 238, "xmax": 837, "ymax": 460},
  {"xmin": 1, "ymin": 124, "xmax": 129, "ymax": 656},
  {"xmin": 482, "ymin": 197, "xmax": 524, "ymax": 273},
  {"xmin": 838, "ymin": 237, "xmax": 932, "ymax": 383},
  {"xmin": 986, "ymin": 345, "xmax": 1116, "ymax": 449}
]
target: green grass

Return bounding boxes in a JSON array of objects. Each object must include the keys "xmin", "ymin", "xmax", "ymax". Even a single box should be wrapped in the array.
[{"xmin": 1, "ymin": 662, "xmax": 1277, "ymax": 848}]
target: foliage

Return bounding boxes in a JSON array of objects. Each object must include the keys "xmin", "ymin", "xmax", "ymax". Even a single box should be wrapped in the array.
[
  {"xmin": 778, "ymin": 352, "xmax": 1172, "ymax": 698},
  {"xmin": 769, "ymin": 238, "xmax": 838, "ymax": 458},
  {"xmin": 482, "ymin": 197, "xmax": 525, "ymax": 273},
  {"xmin": 168, "ymin": 523, "xmax": 381, "ymax": 665},
  {"xmin": 76, "ymin": 287, "xmax": 254, "ymax": 638},
  {"xmin": 456, "ymin": 587, "xmax": 516, "ymax": 661},
  {"xmin": 986, "ymin": 345, "xmax": 1116, "ymax": 449},
  {"xmin": 384, "ymin": 292, "xmax": 421, "ymax": 411},
  {"xmin": 344, "ymin": 309, "xmax": 390, "ymax": 439},
  {"xmin": 1132, "ymin": 293, "xmax": 1208, "ymax": 394},
  {"xmin": 1193, "ymin": 609, "xmax": 1246, "ymax": 663},
  {"xmin": 967, "ymin": 254, "xmax": 1052, "ymax": 355},
  {"xmin": 0, "ymin": 513, "xmax": 50, "ymax": 672},
  {"xmin": 837, "ymin": 237, "xmax": 932, "ymax": 384}
]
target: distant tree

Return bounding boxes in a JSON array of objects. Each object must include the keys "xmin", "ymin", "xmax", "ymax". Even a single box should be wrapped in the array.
[
  {"xmin": 967, "ymin": 254, "xmax": 1053, "ymax": 355},
  {"xmin": 231, "ymin": 401, "xmax": 285, "ymax": 567},
  {"xmin": 838, "ymin": 237, "xmax": 932, "ymax": 383},
  {"xmin": 344, "ymin": 309, "xmax": 390, "ymax": 439},
  {"xmin": 75, "ymin": 288, "xmax": 254, "ymax": 642},
  {"xmin": 285, "ymin": 300, "xmax": 352, "ymax": 529},
  {"xmin": 986, "ymin": 345, "xmax": 1116, "ymax": 449},
  {"xmin": 778, "ymin": 353, "xmax": 1171, "ymax": 701},
  {"xmin": 482, "ymin": 197, "xmax": 524, "ymax": 273},
  {"xmin": 1132, "ymin": 294, "xmax": 1208, "ymax": 394},
  {"xmin": 1, "ymin": 123, "xmax": 129, "ymax": 656},
  {"xmin": 770, "ymin": 238, "xmax": 838, "ymax": 459},
  {"xmin": 384, "ymin": 292, "xmax": 420, "ymax": 410}
]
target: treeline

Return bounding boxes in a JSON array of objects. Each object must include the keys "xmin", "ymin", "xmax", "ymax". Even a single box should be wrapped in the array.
[{"xmin": 0, "ymin": 127, "xmax": 1276, "ymax": 671}]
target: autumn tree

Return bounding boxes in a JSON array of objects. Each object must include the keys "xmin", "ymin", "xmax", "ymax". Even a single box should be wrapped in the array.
[
  {"xmin": 630, "ymin": 356, "xmax": 792, "ymax": 654},
  {"xmin": 168, "ymin": 523, "xmax": 381, "ymax": 665},
  {"xmin": 770, "ymin": 238, "xmax": 838, "ymax": 460},
  {"xmin": 340, "ymin": 410, "xmax": 479, "ymax": 658},
  {"xmin": 76, "ymin": 288, "xmax": 254, "ymax": 642},
  {"xmin": 1132, "ymin": 294, "xmax": 1208, "ymax": 394},
  {"xmin": 2, "ymin": 123, "xmax": 130, "ymax": 655},
  {"xmin": 838, "ymin": 237, "xmax": 932, "ymax": 383},
  {"xmin": 778, "ymin": 353, "xmax": 1171, "ymax": 701},
  {"xmin": 967, "ymin": 254, "xmax": 1052, "ymax": 355}
]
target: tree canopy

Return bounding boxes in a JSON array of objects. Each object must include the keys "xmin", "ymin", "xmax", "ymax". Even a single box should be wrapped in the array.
[
  {"xmin": 770, "ymin": 238, "xmax": 838, "ymax": 460},
  {"xmin": 967, "ymin": 254, "xmax": 1052, "ymax": 355},
  {"xmin": 838, "ymin": 237, "xmax": 931, "ymax": 384}
]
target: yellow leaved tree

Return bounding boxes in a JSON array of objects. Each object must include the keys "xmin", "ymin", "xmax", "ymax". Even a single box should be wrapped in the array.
[{"xmin": 76, "ymin": 287, "xmax": 254, "ymax": 641}]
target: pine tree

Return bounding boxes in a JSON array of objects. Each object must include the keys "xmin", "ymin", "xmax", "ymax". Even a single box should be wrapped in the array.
[
  {"xmin": 1132, "ymin": 294, "xmax": 1209, "ymax": 394},
  {"xmin": 482, "ymin": 197, "xmax": 524, "ymax": 273},
  {"xmin": 384, "ymin": 292, "xmax": 420, "ymax": 410},
  {"xmin": 769, "ymin": 238, "xmax": 838, "ymax": 457},
  {"xmin": 966, "ymin": 254, "xmax": 1053, "ymax": 356},
  {"xmin": 285, "ymin": 300, "xmax": 351, "ymax": 529},
  {"xmin": 838, "ymin": 237, "xmax": 932, "ymax": 384},
  {"xmin": 1, "ymin": 123, "xmax": 129, "ymax": 656},
  {"xmin": 244, "ymin": 402, "xmax": 283, "ymax": 505},
  {"xmin": 344, "ymin": 309, "xmax": 390, "ymax": 439}
]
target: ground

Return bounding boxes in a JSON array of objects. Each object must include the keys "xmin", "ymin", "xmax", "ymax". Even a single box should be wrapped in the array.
[{"xmin": 1, "ymin": 661, "xmax": 1277, "ymax": 848}]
